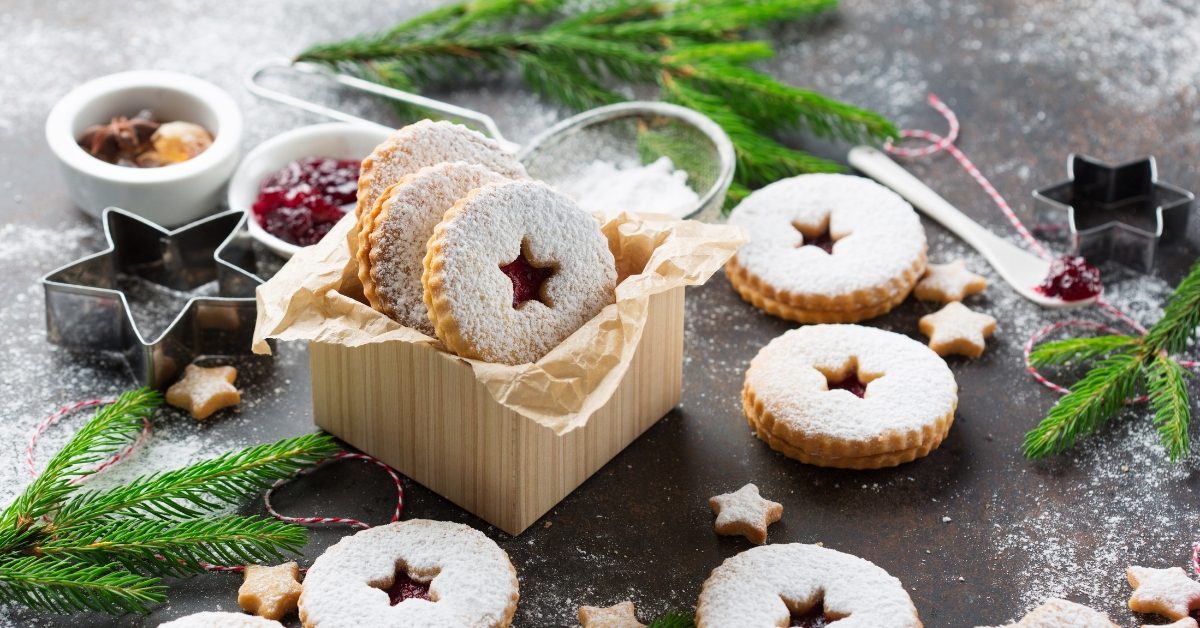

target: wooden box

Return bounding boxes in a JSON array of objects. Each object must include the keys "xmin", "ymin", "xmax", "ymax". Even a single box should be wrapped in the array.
[{"xmin": 308, "ymin": 286, "xmax": 684, "ymax": 535}]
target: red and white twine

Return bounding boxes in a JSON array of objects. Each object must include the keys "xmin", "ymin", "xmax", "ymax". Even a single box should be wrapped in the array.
[
  {"xmin": 24, "ymin": 399, "xmax": 405, "ymax": 573},
  {"xmin": 885, "ymin": 93, "xmax": 1198, "ymax": 394}
]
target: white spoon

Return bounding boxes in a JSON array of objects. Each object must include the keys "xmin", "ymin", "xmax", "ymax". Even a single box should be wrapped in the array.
[{"xmin": 848, "ymin": 145, "xmax": 1097, "ymax": 309}]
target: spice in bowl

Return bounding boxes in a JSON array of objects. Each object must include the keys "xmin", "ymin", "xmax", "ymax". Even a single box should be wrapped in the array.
[
  {"xmin": 77, "ymin": 109, "xmax": 214, "ymax": 168},
  {"xmin": 251, "ymin": 157, "xmax": 361, "ymax": 246}
]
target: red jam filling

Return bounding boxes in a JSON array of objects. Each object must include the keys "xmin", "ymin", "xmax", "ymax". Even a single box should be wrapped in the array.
[
  {"xmin": 790, "ymin": 607, "xmax": 832, "ymax": 627},
  {"xmin": 1036, "ymin": 255, "xmax": 1102, "ymax": 301},
  {"xmin": 383, "ymin": 572, "xmax": 431, "ymax": 605},
  {"xmin": 803, "ymin": 231, "xmax": 837, "ymax": 254},
  {"xmin": 252, "ymin": 156, "xmax": 360, "ymax": 247},
  {"xmin": 500, "ymin": 252, "xmax": 554, "ymax": 307},
  {"xmin": 827, "ymin": 375, "xmax": 867, "ymax": 398}
]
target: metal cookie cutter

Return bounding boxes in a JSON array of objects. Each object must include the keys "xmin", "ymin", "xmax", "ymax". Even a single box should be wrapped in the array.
[
  {"xmin": 1032, "ymin": 154, "xmax": 1193, "ymax": 271},
  {"xmin": 41, "ymin": 208, "xmax": 263, "ymax": 389}
]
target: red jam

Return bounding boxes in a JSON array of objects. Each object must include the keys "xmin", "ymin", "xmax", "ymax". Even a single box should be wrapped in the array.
[
  {"xmin": 383, "ymin": 572, "xmax": 431, "ymax": 605},
  {"xmin": 790, "ymin": 607, "xmax": 832, "ymax": 627},
  {"xmin": 500, "ymin": 253, "xmax": 554, "ymax": 307},
  {"xmin": 804, "ymin": 231, "xmax": 837, "ymax": 254},
  {"xmin": 1036, "ymin": 255, "xmax": 1102, "ymax": 301},
  {"xmin": 252, "ymin": 157, "xmax": 360, "ymax": 247},
  {"xmin": 828, "ymin": 374, "xmax": 867, "ymax": 398}
]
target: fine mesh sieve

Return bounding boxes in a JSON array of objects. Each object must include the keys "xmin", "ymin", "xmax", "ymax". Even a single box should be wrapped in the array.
[{"xmin": 246, "ymin": 60, "xmax": 735, "ymax": 219}]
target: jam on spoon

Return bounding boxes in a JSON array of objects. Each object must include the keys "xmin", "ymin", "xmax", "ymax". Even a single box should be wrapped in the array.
[{"xmin": 1036, "ymin": 255, "xmax": 1102, "ymax": 302}]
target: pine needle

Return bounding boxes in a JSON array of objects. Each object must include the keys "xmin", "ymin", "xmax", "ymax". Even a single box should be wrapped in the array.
[
  {"xmin": 0, "ymin": 555, "xmax": 165, "ymax": 615},
  {"xmin": 53, "ymin": 432, "xmax": 339, "ymax": 524},
  {"xmin": 1027, "ymin": 335, "xmax": 1137, "ymax": 368},
  {"xmin": 648, "ymin": 610, "xmax": 696, "ymax": 628},
  {"xmin": 1143, "ymin": 258, "xmax": 1200, "ymax": 356},
  {"xmin": 1022, "ymin": 353, "xmax": 1142, "ymax": 458},
  {"xmin": 1146, "ymin": 354, "xmax": 1193, "ymax": 461}
]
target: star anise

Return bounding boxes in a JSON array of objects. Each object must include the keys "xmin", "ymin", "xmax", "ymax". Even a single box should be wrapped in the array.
[{"xmin": 78, "ymin": 109, "xmax": 160, "ymax": 166}]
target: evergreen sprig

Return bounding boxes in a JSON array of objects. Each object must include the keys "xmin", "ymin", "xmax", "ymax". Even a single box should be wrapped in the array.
[
  {"xmin": 296, "ymin": 0, "xmax": 896, "ymax": 206},
  {"xmin": 648, "ymin": 609, "xmax": 696, "ymax": 628},
  {"xmin": 0, "ymin": 389, "xmax": 340, "ymax": 615},
  {"xmin": 1024, "ymin": 260, "xmax": 1200, "ymax": 460}
]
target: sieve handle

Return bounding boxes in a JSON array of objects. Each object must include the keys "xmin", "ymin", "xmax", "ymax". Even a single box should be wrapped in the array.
[{"xmin": 245, "ymin": 59, "xmax": 518, "ymax": 151}]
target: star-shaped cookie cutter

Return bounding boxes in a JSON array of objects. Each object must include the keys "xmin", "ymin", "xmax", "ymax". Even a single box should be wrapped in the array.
[
  {"xmin": 41, "ymin": 208, "xmax": 264, "ymax": 389},
  {"xmin": 1032, "ymin": 154, "xmax": 1193, "ymax": 271}
]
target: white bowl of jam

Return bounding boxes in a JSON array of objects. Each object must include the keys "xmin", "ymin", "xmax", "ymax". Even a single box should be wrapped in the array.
[
  {"xmin": 45, "ymin": 70, "xmax": 243, "ymax": 227},
  {"xmin": 228, "ymin": 122, "xmax": 391, "ymax": 258}
]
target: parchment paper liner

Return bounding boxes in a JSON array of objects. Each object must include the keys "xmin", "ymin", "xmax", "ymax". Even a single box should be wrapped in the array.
[{"xmin": 253, "ymin": 211, "xmax": 744, "ymax": 435}]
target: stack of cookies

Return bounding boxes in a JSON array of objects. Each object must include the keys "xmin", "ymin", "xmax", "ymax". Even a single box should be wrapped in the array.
[
  {"xmin": 726, "ymin": 173, "xmax": 927, "ymax": 323},
  {"xmin": 354, "ymin": 120, "xmax": 617, "ymax": 366}
]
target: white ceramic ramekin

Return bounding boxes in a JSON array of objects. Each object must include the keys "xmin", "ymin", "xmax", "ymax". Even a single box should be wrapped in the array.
[
  {"xmin": 227, "ymin": 122, "xmax": 392, "ymax": 258},
  {"xmin": 45, "ymin": 70, "xmax": 243, "ymax": 227}
]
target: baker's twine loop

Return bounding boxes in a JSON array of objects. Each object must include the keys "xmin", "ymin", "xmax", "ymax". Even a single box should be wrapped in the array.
[
  {"xmin": 25, "ymin": 400, "xmax": 404, "ymax": 574},
  {"xmin": 886, "ymin": 94, "xmax": 1197, "ymax": 393}
]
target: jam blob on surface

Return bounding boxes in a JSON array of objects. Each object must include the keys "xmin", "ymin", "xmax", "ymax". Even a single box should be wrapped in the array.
[
  {"xmin": 1036, "ymin": 255, "xmax": 1102, "ymax": 301},
  {"xmin": 252, "ymin": 156, "xmax": 360, "ymax": 247},
  {"xmin": 500, "ymin": 251, "xmax": 555, "ymax": 308},
  {"xmin": 383, "ymin": 572, "xmax": 431, "ymax": 605}
]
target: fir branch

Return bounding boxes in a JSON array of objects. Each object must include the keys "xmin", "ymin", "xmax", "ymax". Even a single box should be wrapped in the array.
[
  {"xmin": 1027, "ymin": 335, "xmax": 1137, "ymax": 368},
  {"xmin": 0, "ymin": 389, "xmax": 160, "ymax": 547},
  {"xmin": 53, "ymin": 433, "xmax": 338, "ymax": 525},
  {"xmin": 648, "ymin": 610, "xmax": 696, "ymax": 628},
  {"xmin": 0, "ymin": 555, "xmax": 164, "ymax": 615},
  {"xmin": 1146, "ymin": 354, "xmax": 1193, "ymax": 461},
  {"xmin": 39, "ymin": 516, "xmax": 307, "ymax": 577},
  {"xmin": 1022, "ymin": 353, "xmax": 1142, "ymax": 458},
  {"xmin": 1143, "ymin": 258, "xmax": 1200, "ymax": 356}
]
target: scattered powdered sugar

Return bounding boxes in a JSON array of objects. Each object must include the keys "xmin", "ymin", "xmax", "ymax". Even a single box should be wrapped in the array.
[
  {"xmin": 557, "ymin": 156, "xmax": 700, "ymax": 218},
  {"xmin": 694, "ymin": 544, "xmax": 920, "ymax": 627}
]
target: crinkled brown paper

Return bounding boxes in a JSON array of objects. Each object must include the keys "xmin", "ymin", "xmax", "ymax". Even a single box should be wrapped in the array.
[{"xmin": 253, "ymin": 211, "xmax": 744, "ymax": 435}]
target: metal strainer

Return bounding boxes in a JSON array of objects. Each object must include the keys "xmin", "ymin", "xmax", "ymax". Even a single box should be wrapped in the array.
[{"xmin": 246, "ymin": 60, "xmax": 735, "ymax": 219}]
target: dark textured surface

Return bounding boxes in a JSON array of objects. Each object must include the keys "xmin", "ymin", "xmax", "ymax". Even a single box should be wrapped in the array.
[{"xmin": 2, "ymin": 1, "xmax": 1199, "ymax": 626}]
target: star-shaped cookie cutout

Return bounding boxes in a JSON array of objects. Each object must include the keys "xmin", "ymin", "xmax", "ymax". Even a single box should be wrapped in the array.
[
  {"xmin": 578, "ymin": 601, "xmax": 645, "ymax": 628},
  {"xmin": 1127, "ymin": 565, "xmax": 1200, "ymax": 620},
  {"xmin": 238, "ymin": 562, "xmax": 303, "ymax": 621},
  {"xmin": 975, "ymin": 598, "xmax": 1117, "ymax": 627},
  {"xmin": 918, "ymin": 302, "xmax": 997, "ymax": 359},
  {"xmin": 708, "ymin": 483, "xmax": 783, "ymax": 545},
  {"xmin": 165, "ymin": 363, "xmax": 241, "ymax": 420},
  {"xmin": 914, "ymin": 259, "xmax": 988, "ymax": 303}
]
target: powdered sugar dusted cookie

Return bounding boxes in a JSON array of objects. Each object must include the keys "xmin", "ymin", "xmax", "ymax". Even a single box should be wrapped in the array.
[
  {"xmin": 238, "ymin": 562, "xmax": 302, "ymax": 621},
  {"xmin": 919, "ymin": 302, "xmax": 997, "ymax": 359},
  {"xmin": 298, "ymin": 519, "xmax": 519, "ymax": 628},
  {"xmin": 1147, "ymin": 619, "xmax": 1200, "ymax": 628},
  {"xmin": 355, "ymin": 120, "xmax": 525, "ymax": 224},
  {"xmin": 975, "ymin": 598, "xmax": 1117, "ymax": 628},
  {"xmin": 914, "ymin": 259, "xmax": 987, "ymax": 303},
  {"xmin": 726, "ymin": 174, "xmax": 927, "ymax": 323},
  {"xmin": 1127, "ymin": 565, "xmax": 1200, "ymax": 620},
  {"xmin": 359, "ymin": 162, "xmax": 509, "ymax": 334},
  {"xmin": 423, "ymin": 180, "xmax": 616, "ymax": 365},
  {"xmin": 165, "ymin": 364, "xmax": 240, "ymax": 420},
  {"xmin": 708, "ymin": 483, "xmax": 782, "ymax": 545},
  {"xmin": 158, "ymin": 612, "xmax": 283, "ymax": 627},
  {"xmin": 743, "ymin": 324, "xmax": 957, "ymax": 468},
  {"xmin": 695, "ymin": 543, "xmax": 921, "ymax": 628},
  {"xmin": 578, "ymin": 600, "xmax": 646, "ymax": 627}
]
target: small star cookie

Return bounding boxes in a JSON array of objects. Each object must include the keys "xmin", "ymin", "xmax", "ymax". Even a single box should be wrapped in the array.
[
  {"xmin": 975, "ymin": 598, "xmax": 1117, "ymax": 627},
  {"xmin": 918, "ymin": 301, "xmax": 997, "ymax": 358},
  {"xmin": 237, "ymin": 562, "xmax": 302, "ymax": 621},
  {"xmin": 578, "ymin": 600, "xmax": 645, "ymax": 628},
  {"xmin": 1145, "ymin": 619, "xmax": 1200, "ymax": 628},
  {"xmin": 708, "ymin": 483, "xmax": 783, "ymax": 545},
  {"xmin": 1127, "ymin": 565, "xmax": 1200, "ymax": 620},
  {"xmin": 165, "ymin": 364, "xmax": 241, "ymax": 420},
  {"xmin": 914, "ymin": 259, "xmax": 988, "ymax": 303}
]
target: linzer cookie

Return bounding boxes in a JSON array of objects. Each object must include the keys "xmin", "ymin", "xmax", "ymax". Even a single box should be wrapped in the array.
[
  {"xmin": 742, "ymin": 324, "xmax": 957, "ymax": 469},
  {"xmin": 358, "ymin": 162, "xmax": 510, "ymax": 334},
  {"xmin": 354, "ymin": 120, "xmax": 526, "ymax": 243},
  {"xmin": 298, "ymin": 519, "xmax": 519, "ymax": 628},
  {"xmin": 975, "ymin": 598, "xmax": 1118, "ymax": 628},
  {"xmin": 695, "ymin": 543, "xmax": 922, "ymax": 628},
  {"xmin": 726, "ymin": 174, "xmax": 927, "ymax": 323},
  {"xmin": 423, "ymin": 179, "xmax": 617, "ymax": 365}
]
